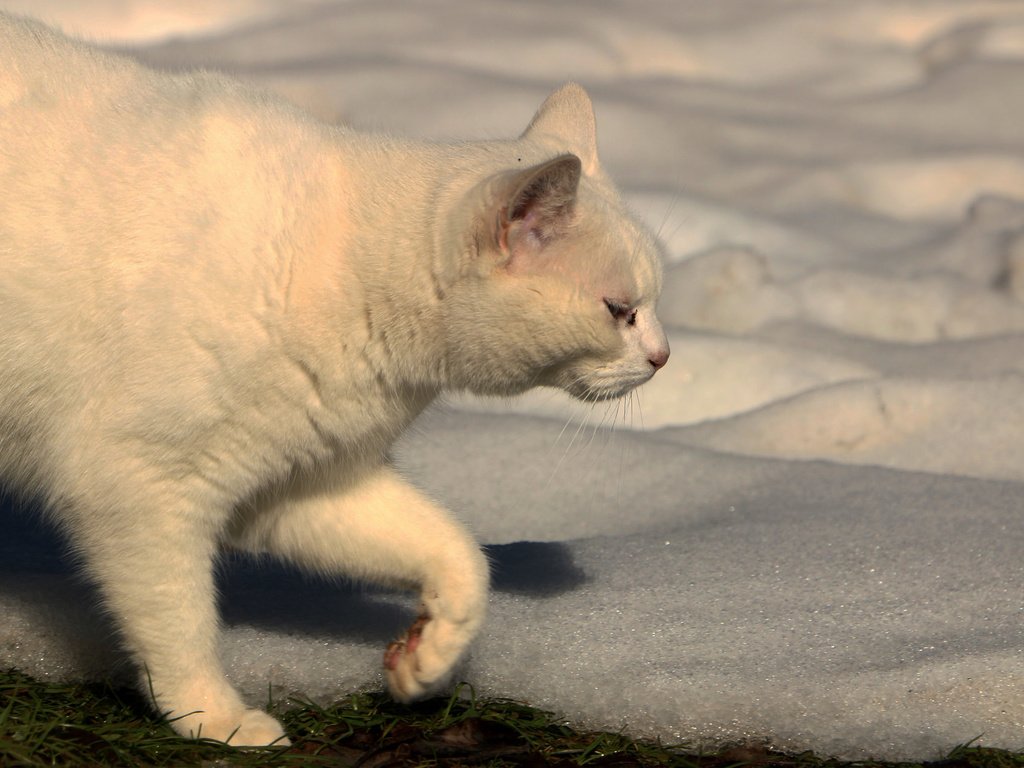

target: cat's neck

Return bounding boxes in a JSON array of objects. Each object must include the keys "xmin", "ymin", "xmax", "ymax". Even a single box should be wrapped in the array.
[
  {"xmin": 283, "ymin": 133, "xmax": 496, "ymax": 401},
  {"xmin": 347, "ymin": 138, "xmax": 468, "ymax": 388}
]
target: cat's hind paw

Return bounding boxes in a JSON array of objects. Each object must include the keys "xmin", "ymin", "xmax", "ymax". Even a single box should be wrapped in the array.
[{"xmin": 384, "ymin": 613, "xmax": 470, "ymax": 703}]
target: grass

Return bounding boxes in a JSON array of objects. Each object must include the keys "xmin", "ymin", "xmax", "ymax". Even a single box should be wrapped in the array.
[{"xmin": 1, "ymin": 669, "xmax": 1022, "ymax": 768}]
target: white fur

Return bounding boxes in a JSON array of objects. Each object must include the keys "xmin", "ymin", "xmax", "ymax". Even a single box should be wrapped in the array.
[{"xmin": 0, "ymin": 12, "xmax": 669, "ymax": 745}]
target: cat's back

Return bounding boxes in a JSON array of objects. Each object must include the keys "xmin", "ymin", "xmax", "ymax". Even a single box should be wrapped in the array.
[
  {"xmin": 0, "ymin": 11, "xmax": 332, "ymax": 308},
  {"xmin": 2, "ymin": 14, "xmax": 181, "ymax": 247},
  {"xmin": 0, "ymin": 13, "xmax": 351, "ymax": 489}
]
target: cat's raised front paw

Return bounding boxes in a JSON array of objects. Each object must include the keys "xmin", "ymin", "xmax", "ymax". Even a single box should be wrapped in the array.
[{"xmin": 384, "ymin": 613, "xmax": 470, "ymax": 702}]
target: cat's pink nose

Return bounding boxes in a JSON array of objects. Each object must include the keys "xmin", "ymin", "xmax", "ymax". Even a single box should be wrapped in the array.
[{"xmin": 649, "ymin": 349, "xmax": 669, "ymax": 370}]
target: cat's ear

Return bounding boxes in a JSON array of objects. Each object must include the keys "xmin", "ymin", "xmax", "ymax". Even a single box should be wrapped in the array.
[
  {"xmin": 497, "ymin": 153, "xmax": 581, "ymax": 262},
  {"xmin": 521, "ymin": 83, "xmax": 599, "ymax": 176}
]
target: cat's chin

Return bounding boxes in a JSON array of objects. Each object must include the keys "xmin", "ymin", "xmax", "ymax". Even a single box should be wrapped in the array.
[
  {"xmin": 566, "ymin": 385, "xmax": 638, "ymax": 403},
  {"xmin": 544, "ymin": 360, "xmax": 656, "ymax": 403},
  {"xmin": 561, "ymin": 376, "xmax": 652, "ymax": 403}
]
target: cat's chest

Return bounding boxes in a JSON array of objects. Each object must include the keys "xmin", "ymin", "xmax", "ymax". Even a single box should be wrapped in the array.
[
  {"xmin": 264, "ymin": 366, "xmax": 432, "ymax": 478},
  {"xmin": 307, "ymin": 384, "xmax": 429, "ymax": 458},
  {"xmin": 163, "ymin": 347, "xmax": 433, "ymax": 509}
]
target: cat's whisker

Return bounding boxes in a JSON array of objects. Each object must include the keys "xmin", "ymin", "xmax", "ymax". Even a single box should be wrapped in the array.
[
  {"xmin": 602, "ymin": 397, "xmax": 620, "ymax": 432},
  {"xmin": 573, "ymin": 385, "xmax": 602, "ymax": 444},
  {"xmin": 582, "ymin": 396, "xmax": 611, "ymax": 454},
  {"xmin": 595, "ymin": 395, "xmax": 624, "ymax": 456},
  {"xmin": 634, "ymin": 390, "xmax": 647, "ymax": 431},
  {"xmin": 654, "ymin": 193, "xmax": 686, "ymax": 246},
  {"xmin": 545, "ymin": 378, "xmax": 596, "ymax": 484},
  {"xmin": 553, "ymin": 406, "xmax": 580, "ymax": 449},
  {"xmin": 544, "ymin": 415, "xmax": 578, "ymax": 487}
]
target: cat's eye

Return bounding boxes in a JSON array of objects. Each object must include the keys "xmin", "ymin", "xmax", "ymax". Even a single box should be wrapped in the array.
[{"xmin": 604, "ymin": 299, "xmax": 637, "ymax": 326}]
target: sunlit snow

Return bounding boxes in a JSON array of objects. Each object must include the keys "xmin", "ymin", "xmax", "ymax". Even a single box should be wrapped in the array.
[{"xmin": 2, "ymin": 0, "xmax": 1023, "ymax": 759}]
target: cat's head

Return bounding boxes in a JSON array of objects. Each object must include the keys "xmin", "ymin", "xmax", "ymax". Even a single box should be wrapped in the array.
[{"xmin": 444, "ymin": 83, "xmax": 670, "ymax": 402}]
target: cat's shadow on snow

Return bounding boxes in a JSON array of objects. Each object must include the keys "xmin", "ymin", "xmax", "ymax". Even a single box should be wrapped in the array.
[
  {"xmin": 215, "ymin": 541, "xmax": 586, "ymax": 639},
  {"xmin": 2, "ymin": 496, "xmax": 586, "ymax": 652}
]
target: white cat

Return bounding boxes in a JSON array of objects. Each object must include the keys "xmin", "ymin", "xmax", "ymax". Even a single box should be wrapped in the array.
[{"xmin": 0, "ymin": 13, "xmax": 669, "ymax": 746}]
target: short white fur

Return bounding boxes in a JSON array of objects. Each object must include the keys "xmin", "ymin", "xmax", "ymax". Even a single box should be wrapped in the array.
[{"xmin": 0, "ymin": 13, "xmax": 669, "ymax": 745}]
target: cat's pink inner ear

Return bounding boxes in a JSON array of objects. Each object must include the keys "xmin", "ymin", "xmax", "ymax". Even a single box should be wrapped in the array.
[{"xmin": 498, "ymin": 153, "xmax": 581, "ymax": 261}]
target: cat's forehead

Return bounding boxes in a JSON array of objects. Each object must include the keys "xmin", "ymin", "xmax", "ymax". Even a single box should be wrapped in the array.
[{"xmin": 574, "ymin": 189, "xmax": 663, "ymax": 304}]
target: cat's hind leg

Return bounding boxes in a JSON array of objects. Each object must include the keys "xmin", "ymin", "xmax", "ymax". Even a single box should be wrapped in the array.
[
  {"xmin": 231, "ymin": 465, "xmax": 489, "ymax": 702},
  {"xmin": 62, "ymin": 485, "xmax": 289, "ymax": 746}
]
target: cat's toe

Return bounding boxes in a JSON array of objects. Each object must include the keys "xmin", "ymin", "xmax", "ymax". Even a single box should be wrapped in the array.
[
  {"xmin": 172, "ymin": 707, "xmax": 289, "ymax": 747},
  {"xmin": 385, "ymin": 648, "xmax": 433, "ymax": 703},
  {"xmin": 384, "ymin": 614, "xmax": 469, "ymax": 703},
  {"xmin": 231, "ymin": 709, "xmax": 291, "ymax": 747}
]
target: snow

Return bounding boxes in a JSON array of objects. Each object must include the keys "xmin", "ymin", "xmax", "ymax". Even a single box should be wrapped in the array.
[{"xmin": 1, "ymin": 0, "xmax": 1023, "ymax": 759}]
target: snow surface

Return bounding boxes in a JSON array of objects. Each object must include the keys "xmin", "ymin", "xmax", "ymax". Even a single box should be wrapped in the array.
[{"xmin": 1, "ymin": 0, "xmax": 1023, "ymax": 759}]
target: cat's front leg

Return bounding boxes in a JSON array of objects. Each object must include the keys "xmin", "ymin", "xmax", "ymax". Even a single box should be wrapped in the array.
[
  {"xmin": 232, "ymin": 465, "xmax": 489, "ymax": 701},
  {"xmin": 63, "ymin": 491, "xmax": 289, "ymax": 746}
]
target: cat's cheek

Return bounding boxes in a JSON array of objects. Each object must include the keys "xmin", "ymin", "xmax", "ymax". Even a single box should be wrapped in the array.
[
  {"xmin": 544, "ymin": 360, "xmax": 603, "ymax": 400},
  {"xmin": 551, "ymin": 346, "xmax": 664, "ymax": 401}
]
